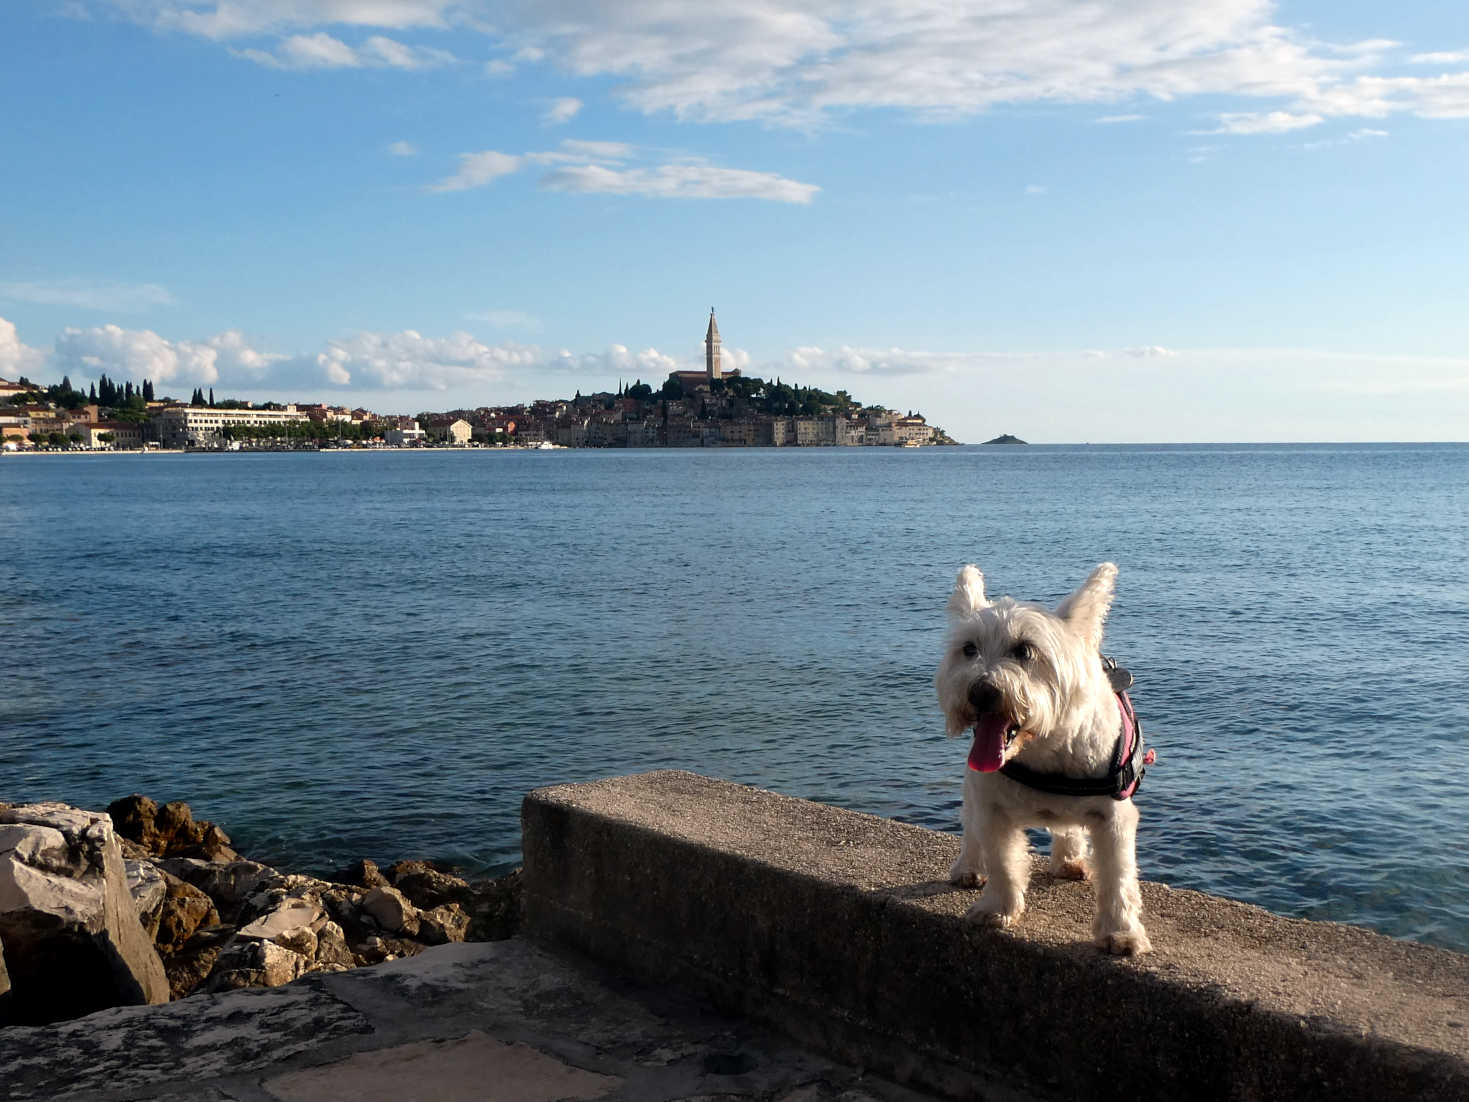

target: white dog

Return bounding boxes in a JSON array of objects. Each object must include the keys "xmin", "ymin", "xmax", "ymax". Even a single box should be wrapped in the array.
[{"xmin": 934, "ymin": 562, "xmax": 1152, "ymax": 955}]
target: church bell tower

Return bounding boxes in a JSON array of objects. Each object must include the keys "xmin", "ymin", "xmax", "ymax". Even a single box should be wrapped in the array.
[{"xmin": 705, "ymin": 307, "xmax": 722, "ymax": 382}]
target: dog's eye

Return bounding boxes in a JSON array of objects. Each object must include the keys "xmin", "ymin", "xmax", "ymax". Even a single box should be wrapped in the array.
[
  {"xmin": 961, "ymin": 641, "xmax": 978, "ymax": 659},
  {"xmin": 1011, "ymin": 642, "xmax": 1035, "ymax": 663}
]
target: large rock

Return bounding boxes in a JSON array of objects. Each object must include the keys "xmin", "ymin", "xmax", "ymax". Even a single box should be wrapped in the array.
[
  {"xmin": 108, "ymin": 795, "xmax": 238, "ymax": 862},
  {"xmin": 155, "ymin": 873, "xmax": 219, "ymax": 954},
  {"xmin": 0, "ymin": 803, "xmax": 170, "ymax": 1024},
  {"xmin": 124, "ymin": 858, "xmax": 168, "ymax": 939}
]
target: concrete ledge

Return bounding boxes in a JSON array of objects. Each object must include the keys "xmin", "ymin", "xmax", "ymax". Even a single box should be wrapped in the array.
[{"xmin": 522, "ymin": 771, "xmax": 1469, "ymax": 1101}]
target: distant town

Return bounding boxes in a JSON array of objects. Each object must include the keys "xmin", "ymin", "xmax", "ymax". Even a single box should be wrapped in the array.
[{"xmin": 0, "ymin": 311, "xmax": 957, "ymax": 452}]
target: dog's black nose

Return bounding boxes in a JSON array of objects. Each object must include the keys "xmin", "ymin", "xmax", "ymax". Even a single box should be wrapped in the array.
[{"xmin": 968, "ymin": 680, "xmax": 1003, "ymax": 714}]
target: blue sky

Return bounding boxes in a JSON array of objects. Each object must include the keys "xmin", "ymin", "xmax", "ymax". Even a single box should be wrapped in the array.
[{"xmin": 1, "ymin": 1, "xmax": 1466, "ymax": 442}]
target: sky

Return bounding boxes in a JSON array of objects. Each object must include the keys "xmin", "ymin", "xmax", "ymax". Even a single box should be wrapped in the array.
[{"xmin": 1, "ymin": 1, "xmax": 1466, "ymax": 443}]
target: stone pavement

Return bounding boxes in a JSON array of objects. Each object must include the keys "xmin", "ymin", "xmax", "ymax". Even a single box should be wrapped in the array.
[{"xmin": 0, "ymin": 939, "xmax": 949, "ymax": 1102}]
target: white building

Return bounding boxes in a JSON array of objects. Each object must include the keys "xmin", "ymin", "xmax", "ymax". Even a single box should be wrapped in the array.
[{"xmin": 153, "ymin": 405, "xmax": 308, "ymax": 448}]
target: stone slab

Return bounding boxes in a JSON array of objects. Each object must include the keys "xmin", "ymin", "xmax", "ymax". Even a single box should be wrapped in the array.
[
  {"xmin": 264, "ymin": 1031, "xmax": 621, "ymax": 1102},
  {"xmin": 0, "ymin": 939, "xmax": 931, "ymax": 1102},
  {"xmin": 521, "ymin": 770, "xmax": 1469, "ymax": 1102}
]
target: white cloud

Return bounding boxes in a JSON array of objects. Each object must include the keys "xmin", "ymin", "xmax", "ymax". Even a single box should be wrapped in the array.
[
  {"xmin": 539, "ymin": 160, "xmax": 818, "ymax": 203},
  {"xmin": 387, "ymin": 139, "xmax": 418, "ymax": 156},
  {"xmin": 0, "ymin": 279, "xmax": 176, "ymax": 312},
  {"xmin": 543, "ymin": 97, "xmax": 582, "ymax": 124},
  {"xmin": 430, "ymin": 140, "xmax": 818, "ymax": 203},
  {"xmin": 427, "ymin": 151, "xmax": 523, "ymax": 192},
  {"xmin": 204, "ymin": 329, "xmax": 288, "ymax": 379},
  {"xmin": 526, "ymin": 139, "xmax": 635, "ymax": 165},
  {"xmin": 1120, "ymin": 345, "xmax": 1177, "ymax": 358},
  {"xmin": 361, "ymin": 34, "xmax": 454, "ymax": 69},
  {"xmin": 315, "ymin": 329, "xmax": 542, "ymax": 389},
  {"xmin": 0, "ymin": 316, "xmax": 47, "ymax": 377},
  {"xmin": 483, "ymin": 58, "xmax": 514, "ymax": 77},
  {"xmin": 138, "ymin": 0, "xmax": 453, "ymax": 40},
  {"xmin": 53, "ymin": 324, "xmax": 221, "ymax": 385},
  {"xmin": 1024, "ymin": 184, "xmax": 1048, "ymax": 195},
  {"xmin": 785, "ymin": 345, "xmax": 1003, "ymax": 377},
  {"xmin": 1096, "ymin": 114, "xmax": 1145, "ymax": 124},
  {"xmin": 1203, "ymin": 110, "xmax": 1325, "ymax": 134},
  {"xmin": 1302, "ymin": 127, "xmax": 1389, "ymax": 151},
  {"xmin": 1410, "ymin": 50, "xmax": 1469, "ymax": 65},
  {"xmin": 232, "ymin": 30, "xmax": 453, "ymax": 70},
  {"xmin": 102, "ymin": 2, "xmax": 1469, "ymax": 134}
]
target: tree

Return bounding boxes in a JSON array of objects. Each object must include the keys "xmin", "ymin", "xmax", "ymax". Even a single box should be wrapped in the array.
[
  {"xmin": 142, "ymin": 379, "xmax": 154, "ymax": 402},
  {"xmin": 660, "ymin": 375, "xmax": 684, "ymax": 400},
  {"xmin": 208, "ymin": 387, "xmax": 215, "ymax": 407}
]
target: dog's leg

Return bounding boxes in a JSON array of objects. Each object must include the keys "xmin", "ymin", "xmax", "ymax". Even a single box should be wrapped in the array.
[
  {"xmin": 1048, "ymin": 828, "xmax": 1090, "ymax": 880},
  {"xmin": 1087, "ymin": 800, "xmax": 1151, "ymax": 955},
  {"xmin": 949, "ymin": 771, "xmax": 987, "ymax": 887},
  {"xmin": 966, "ymin": 805, "xmax": 1029, "ymax": 926}
]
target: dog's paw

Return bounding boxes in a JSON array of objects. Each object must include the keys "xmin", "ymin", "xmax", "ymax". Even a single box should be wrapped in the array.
[
  {"xmin": 965, "ymin": 895, "xmax": 1023, "ymax": 928},
  {"xmin": 948, "ymin": 861, "xmax": 986, "ymax": 889},
  {"xmin": 1050, "ymin": 857, "xmax": 1090, "ymax": 881},
  {"xmin": 1094, "ymin": 927, "xmax": 1152, "ymax": 956}
]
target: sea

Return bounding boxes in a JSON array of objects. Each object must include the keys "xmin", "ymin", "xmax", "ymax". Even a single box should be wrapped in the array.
[{"xmin": 3, "ymin": 443, "xmax": 1467, "ymax": 953}]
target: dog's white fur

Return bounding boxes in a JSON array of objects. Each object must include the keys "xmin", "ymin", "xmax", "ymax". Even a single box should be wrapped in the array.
[{"xmin": 934, "ymin": 562, "xmax": 1151, "ymax": 955}]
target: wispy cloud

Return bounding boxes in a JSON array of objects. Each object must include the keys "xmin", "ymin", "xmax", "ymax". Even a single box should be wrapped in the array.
[
  {"xmin": 0, "ymin": 279, "xmax": 176, "ymax": 312},
  {"xmin": 1303, "ymin": 127, "xmax": 1389, "ymax": 151},
  {"xmin": 543, "ymin": 97, "xmax": 582, "ymax": 125},
  {"xmin": 540, "ymin": 161, "xmax": 819, "ymax": 203},
  {"xmin": 1410, "ymin": 50, "xmax": 1469, "ymax": 65},
  {"xmin": 232, "ymin": 32, "xmax": 455, "ymax": 70},
  {"xmin": 99, "ymin": 1, "xmax": 1469, "ymax": 133},
  {"xmin": 428, "ymin": 140, "xmax": 818, "ymax": 204},
  {"xmin": 1095, "ymin": 114, "xmax": 1145, "ymax": 124},
  {"xmin": 1201, "ymin": 111, "xmax": 1325, "ymax": 135},
  {"xmin": 427, "ymin": 151, "xmax": 523, "ymax": 192},
  {"xmin": 387, "ymin": 139, "xmax": 418, "ymax": 157}
]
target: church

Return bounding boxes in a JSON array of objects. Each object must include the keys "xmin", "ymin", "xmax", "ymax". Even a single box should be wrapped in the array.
[{"xmin": 668, "ymin": 308, "xmax": 739, "ymax": 393}]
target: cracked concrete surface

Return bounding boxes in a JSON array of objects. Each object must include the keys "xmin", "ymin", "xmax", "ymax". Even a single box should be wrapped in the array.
[{"xmin": 0, "ymin": 940, "xmax": 939, "ymax": 1102}]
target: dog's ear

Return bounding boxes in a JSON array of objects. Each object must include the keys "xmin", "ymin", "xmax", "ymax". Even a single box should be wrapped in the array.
[
  {"xmin": 1056, "ymin": 562, "xmax": 1117, "ymax": 648},
  {"xmin": 947, "ymin": 564, "xmax": 990, "ymax": 616}
]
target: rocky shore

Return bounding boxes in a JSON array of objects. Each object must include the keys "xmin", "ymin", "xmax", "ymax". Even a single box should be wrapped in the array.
[{"xmin": 0, "ymin": 796, "xmax": 520, "ymax": 1027}]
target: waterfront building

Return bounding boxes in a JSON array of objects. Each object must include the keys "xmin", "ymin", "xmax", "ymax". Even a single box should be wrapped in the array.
[
  {"xmin": 153, "ymin": 404, "xmax": 308, "ymax": 448},
  {"xmin": 894, "ymin": 415, "xmax": 934, "ymax": 445},
  {"xmin": 383, "ymin": 418, "xmax": 426, "ymax": 446},
  {"xmin": 446, "ymin": 419, "xmax": 472, "ymax": 446}
]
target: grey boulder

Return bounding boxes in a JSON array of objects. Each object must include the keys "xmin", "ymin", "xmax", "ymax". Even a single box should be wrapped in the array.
[{"xmin": 0, "ymin": 803, "xmax": 170, "ymax": 1024}]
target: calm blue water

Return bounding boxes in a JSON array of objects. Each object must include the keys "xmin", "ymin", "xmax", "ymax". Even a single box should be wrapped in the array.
[{"xmin": 3, "ymin": 445, "xmax": 1467, "ymax": 952}]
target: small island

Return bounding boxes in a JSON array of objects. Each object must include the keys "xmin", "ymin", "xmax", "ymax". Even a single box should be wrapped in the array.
[{"xmin": 981, "ymin": 433, "xmax": 1027, "ymax": 446}]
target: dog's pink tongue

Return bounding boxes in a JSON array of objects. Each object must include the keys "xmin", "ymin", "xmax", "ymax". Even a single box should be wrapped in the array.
[{"xmin": 968, "ymin": 713, "xmax": 1010, "ymax": 773}]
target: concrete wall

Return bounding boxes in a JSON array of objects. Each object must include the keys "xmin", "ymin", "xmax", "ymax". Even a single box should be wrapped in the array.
[{"xmin": 522, "ymin": 770, "xmax": 1469, "ymax": 1102}]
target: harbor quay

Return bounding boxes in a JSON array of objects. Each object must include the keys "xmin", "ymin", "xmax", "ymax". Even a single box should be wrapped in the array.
[{"xmin": 2, "ymin": 772, "xmax": 1466, "ymax": 1100}]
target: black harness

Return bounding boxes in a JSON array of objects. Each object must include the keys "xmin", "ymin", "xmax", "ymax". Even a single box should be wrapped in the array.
[{"xmin": 999, "ymin": 659, "xmax": 1150, "ymax": 800}]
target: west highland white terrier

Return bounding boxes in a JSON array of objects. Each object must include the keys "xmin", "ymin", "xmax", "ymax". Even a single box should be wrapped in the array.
[{"xmin": 934, "ymin": 562, "xmax": 1152, "ymax": 955}]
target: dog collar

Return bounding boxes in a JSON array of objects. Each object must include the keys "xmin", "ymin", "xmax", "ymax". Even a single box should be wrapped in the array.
[{"xmin": 980, "ymin": 660, "xmax": 1154, "ymax": 801}]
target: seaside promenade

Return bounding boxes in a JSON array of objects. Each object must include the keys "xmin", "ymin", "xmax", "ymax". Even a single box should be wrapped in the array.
[{"xmin": 3, "ymin": 772, "xmax": 1467, "ymax": 1101}]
